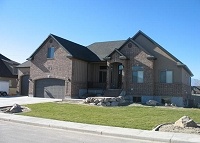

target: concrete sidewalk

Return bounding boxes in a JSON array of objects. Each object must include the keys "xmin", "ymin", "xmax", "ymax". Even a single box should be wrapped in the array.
[{"xmin": 0, "ymin": 113, "xmax": 199, "ymax": 143}]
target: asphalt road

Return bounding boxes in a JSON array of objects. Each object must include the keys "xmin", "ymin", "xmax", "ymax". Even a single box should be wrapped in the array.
[{"xmin": 0, "ymin": 120, "xmax": 159, "ymax": 143}]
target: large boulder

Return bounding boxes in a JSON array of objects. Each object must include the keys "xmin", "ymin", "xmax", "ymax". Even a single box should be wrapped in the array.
[
  {"xmin": 7, "ymin": 104, "xmax": 22, "ymax": 113},
  {"xmin": 174, "ymin": 116, "xmax": 197, "ymax": 128}
]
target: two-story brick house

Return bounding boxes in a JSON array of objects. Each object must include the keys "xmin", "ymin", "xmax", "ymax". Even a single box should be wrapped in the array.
[{"xmin": 24, "ymin": 30, "xmax": 193, "ymax": 106}]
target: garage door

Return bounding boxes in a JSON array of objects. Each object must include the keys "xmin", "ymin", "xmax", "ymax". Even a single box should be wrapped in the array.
[
  {"xmin": 35, "ymin": 78, "xmax": 65, "ymax": 99},
  {"xmin": 21, "ymin": 75, "xmax": 29, "ymax": 96}
]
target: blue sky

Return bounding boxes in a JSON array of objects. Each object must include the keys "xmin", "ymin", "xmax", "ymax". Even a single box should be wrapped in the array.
[{"xmin": 0, "ymin": 0, "xmax": 199, "ymax": 79}]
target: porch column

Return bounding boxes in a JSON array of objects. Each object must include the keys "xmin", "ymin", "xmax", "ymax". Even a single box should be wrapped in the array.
[
  {"xmin": 106, "ymin": 62, "xmax": 110, "ymax": 89},
  {"xmin": 122, "ymin": 60, "xmax": 127, "ymax": 91}
]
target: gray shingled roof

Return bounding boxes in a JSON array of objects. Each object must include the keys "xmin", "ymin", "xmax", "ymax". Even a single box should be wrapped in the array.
[
  {"xmin": 0, "ymin": 53, "xmax": 19, "ymax": 77},
  {"xmin": 51, "ymin": 34, "xmax": 101, "ymax": 62},
  {"xmin": 29, "ymin": 34, "xmax": 101, "ymax": 62},
  {"xmin": 87, "ymin": 40, "xmax": 126, "ymax": 61},
  {"xmin": 17, "ymin": 61, "xmax": 31, "ymax": 68}
]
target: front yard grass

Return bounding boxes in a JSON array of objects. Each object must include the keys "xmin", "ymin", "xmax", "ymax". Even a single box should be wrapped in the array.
[{"xmin": 21, "ymin": 102, "xmax": 200, "ymax": 130}]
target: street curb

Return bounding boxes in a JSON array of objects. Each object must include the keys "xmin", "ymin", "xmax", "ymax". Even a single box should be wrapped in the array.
[{"xmin": 0, "ymin": 113, "xmax": 200, "ymax": 143}]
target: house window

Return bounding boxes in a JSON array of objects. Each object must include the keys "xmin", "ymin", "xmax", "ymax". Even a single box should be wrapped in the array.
[
  {"xmin": 160, "ymin": 70, "xmax": 173, "ymax": 83},
  {"xmin": 99, "ymin": 66, "xmax": 107, "ymax": 83},
  {"xmin": 47, "ymin": 47, "xmax": 55, "ymax": 59},
  {"xmin": 132, "ymin": 66, "xmax": 144, "ymax": 83}
]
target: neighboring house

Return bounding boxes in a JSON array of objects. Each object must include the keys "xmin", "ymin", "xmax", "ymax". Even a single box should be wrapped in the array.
[
  {"xmin": 192, "ymin": 86, "xmax": 200, "ymax": 94},
  {"xmin": 0, "ymin": 53, "xmax": 19, "ymax": 95},
  {"xmin": 17, "ymin": 61, "xmax": 30, "ymax": 96},
  {"xmin": 24, "ymin": 30, "xmax": 193, "ymax": 107}
]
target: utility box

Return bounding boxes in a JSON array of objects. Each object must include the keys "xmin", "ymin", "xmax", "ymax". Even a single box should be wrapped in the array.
[{"xmin": 0, "ymin": 81, "xmax": 9, "ymax": 96}]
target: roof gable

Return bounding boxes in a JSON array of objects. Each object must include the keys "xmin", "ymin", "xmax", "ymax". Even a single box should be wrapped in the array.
[
  {"xmin": 105, "ymin": 38, "xmax": 155, "ymax": 60},
  {"xmin": 119, "ymin": 38, "xmax": 154, "ymax": 56},
  {"xmin": 132, "ymin": 30, "xmax": 180, "ymax": 62},
  {"xmin": 28, "ymin": 34, "xmax": 100, "ymax": 62},
  {"xmin": 105, "ymin": 48, "xmax": 128, "ymax": 60},
  {"xmin": 132, "ymin": 30, "xmax": 193, "ymax": 76}
]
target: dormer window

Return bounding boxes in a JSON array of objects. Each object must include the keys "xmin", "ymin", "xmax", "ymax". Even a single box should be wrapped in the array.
[{"xmin": 47, "ymin": 47, "xmax": 55, "ymax": 59}]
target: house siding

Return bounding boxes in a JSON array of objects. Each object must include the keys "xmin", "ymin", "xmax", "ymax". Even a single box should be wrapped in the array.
[{"xmin": 71, "ymin": 59, "xmax": 87, "ymax": 97}]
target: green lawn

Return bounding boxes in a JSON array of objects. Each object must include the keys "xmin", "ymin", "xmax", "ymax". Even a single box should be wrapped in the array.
[{"xmin": 21, "ymin": 102, "xmax": 200, "ymax": 130}]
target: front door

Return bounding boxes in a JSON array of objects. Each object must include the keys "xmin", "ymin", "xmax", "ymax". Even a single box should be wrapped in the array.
[{"xmin": 110, "ymin": 63, "xmax": 122, "ymax": 89}]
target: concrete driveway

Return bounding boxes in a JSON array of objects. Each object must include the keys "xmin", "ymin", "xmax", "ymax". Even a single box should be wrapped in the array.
[{"xmin": 0, "ymin": 96, "xmax": 62, "ymax": 107}]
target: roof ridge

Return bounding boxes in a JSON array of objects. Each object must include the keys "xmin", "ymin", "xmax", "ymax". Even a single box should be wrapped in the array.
[
  {"xmin": 50, "ymin": 34, "xmax": 87, "ymax": 48},
  {"xmin": 87, "ymin": 40, "xmax": 125, "ymax": 46}
]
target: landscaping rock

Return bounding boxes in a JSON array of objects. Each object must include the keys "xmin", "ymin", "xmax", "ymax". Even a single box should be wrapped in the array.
[
  {"xmin": 89, "ymin": 103, "xmax": 96, "ymax": 106},
  {"xmin": 7, "ymin": 103, "xmax": 22, "ymax": 113},
  {"xmin": 174, "ymin": 116, "xmax": 197, "ymax": 128},
  {"xmin": 146, "ymin": 100, "xmax": 159, "ymax": 106},
  {"xmin": 85, "ymin": 97, "xmax": 90, "ymax": 103},
  {"xmin": 97, "ymin": 102, "xmax": 102, "ymax": 106},
  {"xmin": 111, "ymin": 101, "xmax": 119, "ymax": 106},
  {"xmin": 110, "ymin": 98, "xmax": 116, "ymax": 102},
  {"xmin": 94, "ymin": 99, "xmax": 99, "ymax": 104},
  {"xmin": 84, "ymin": 96, "xmax": 126, "ymax": 107},
  {"xmin": 106, "ymin": 102, "xmax": 111, "ymax": 106}
]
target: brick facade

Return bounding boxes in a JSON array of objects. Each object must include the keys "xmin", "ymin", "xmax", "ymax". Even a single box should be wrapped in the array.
[
  {"xmin": 107, "ymin": 41, "xmax": 154, "ymax": 96},
  {"xmin": 29, "ymin": 37, "xmax": 72, "ymax": 97}
]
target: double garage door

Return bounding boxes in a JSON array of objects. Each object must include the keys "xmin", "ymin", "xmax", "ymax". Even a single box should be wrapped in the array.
[{"xmin": 35, "ymin": 78, "xmax": 65, "ymax": 99}]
